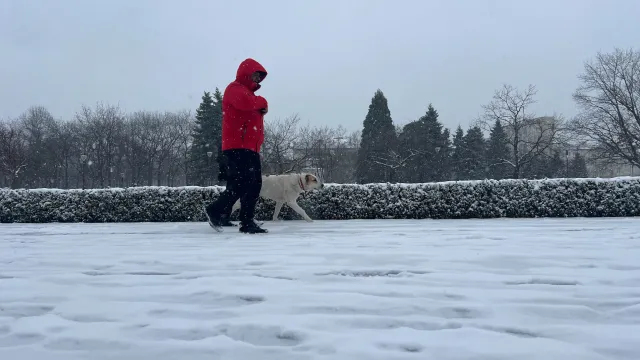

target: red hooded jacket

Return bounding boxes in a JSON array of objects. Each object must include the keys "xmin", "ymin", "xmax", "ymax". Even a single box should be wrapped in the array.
[{"xmin": 221, "ymin": 58, "xmax": 268, "ymax": 153}]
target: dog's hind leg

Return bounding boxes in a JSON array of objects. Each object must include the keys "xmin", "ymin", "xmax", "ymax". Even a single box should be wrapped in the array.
[
  {"xmin": 287, "ymin": 201, "xmax": 313, "ymax": 222},
  {"xmin": 272, "ymin": 201, "xmax": 283, "ymax": 221},
  {"xmin": 231, "ymin": 199, "xmax": 241, "ymax": 215}
]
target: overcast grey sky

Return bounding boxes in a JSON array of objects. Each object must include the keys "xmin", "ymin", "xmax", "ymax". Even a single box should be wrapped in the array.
[{"xmin": 1, "ymin": 0, "xmax": 638, "ymax": 132}]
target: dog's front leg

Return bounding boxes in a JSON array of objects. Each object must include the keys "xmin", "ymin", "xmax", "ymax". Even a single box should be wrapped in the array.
[
  {"xmin": 272, "ymin": 201, "xmax": 283, "ymax": 221},
  {"xmin": 288, "ymin": 201, "xmax": 313, "ymax": 222}
]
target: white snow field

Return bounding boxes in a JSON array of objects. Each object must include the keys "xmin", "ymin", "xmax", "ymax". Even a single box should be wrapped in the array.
[{"xmin": 1, "ymin": 218, "xmax": 639, "ymax": 360}]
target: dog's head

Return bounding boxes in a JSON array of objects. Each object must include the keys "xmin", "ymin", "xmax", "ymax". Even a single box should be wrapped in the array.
[{"xmin": 301, "ymin": 173, "xmax": 324, "ymax": 191}]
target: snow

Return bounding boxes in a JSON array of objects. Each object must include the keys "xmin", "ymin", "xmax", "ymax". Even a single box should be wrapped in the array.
[
  {"xmin": 337, "ymin": 176, "xmax": 640, "ymax": 188},
  {"xmin": 1, "ymin": 218, "xmax": 639, "ymax": 360}
]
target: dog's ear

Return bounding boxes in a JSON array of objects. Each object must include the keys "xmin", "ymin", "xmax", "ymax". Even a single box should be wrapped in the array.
[{"xmin": 305, "ymin": 174, "xmax": 312, "ymax": 184}]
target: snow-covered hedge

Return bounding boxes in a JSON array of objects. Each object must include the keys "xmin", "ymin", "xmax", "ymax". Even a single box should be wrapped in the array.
[{"xmin": 1, "ymin": 177, "xmax": 640, "ymax": 223}]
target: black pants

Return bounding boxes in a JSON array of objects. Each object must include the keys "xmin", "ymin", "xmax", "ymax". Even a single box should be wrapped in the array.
[{"xmin": 210, "ymin": 149, "xmax": 262, "ymax": 223}]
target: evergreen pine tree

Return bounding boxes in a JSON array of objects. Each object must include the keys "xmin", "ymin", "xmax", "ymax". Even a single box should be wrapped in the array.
[
  {"xmin": 356, "ymin": 89, "xmax": 398, "ymax": 183},
  {"xmin": 522, "ymin": 155, "xmax": 547, "ymax": 179},
  {"xmin": 439, "ymin": 127, "xmax": 453, "ymax": 181},
  {"xmin": 451, "ymin": 126, "xmax": 465, "ymax": 180},
  {"xmin": 421, "ymin": 105, "xmax": 446, "ymax": 182},
  {"xmin": 397, "ymin": 104, "xmax": 449, "ymax": 182},
  {"xmin": 486, "ymin": 119, "xmax": 511, "ymax": 180},
  {"xmin": 211, "ymin": 88, "xmax": 224, "ymax": 181},
  {"xmin": 188, "ymin": 90, "xmax": 223, "ymax": 186},
  {"xmin": 460, "ymin": 126, "xmax": 487, "ymax": 180},
  {"xmin": 524, "ymin": 151, "xmax": 566, "ymax": 179},
  {"xmin": 568, "ymin": 152, "xmax": 588, "ymax": 178},
  {"xmin": 548, "ymin": 151, "xmax": 565, "ymax": 178}
]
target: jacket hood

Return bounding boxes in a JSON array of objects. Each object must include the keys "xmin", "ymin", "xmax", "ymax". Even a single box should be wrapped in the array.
[{"xmin": 235, "ymin": 58, "xmax": 267, "ymax": 91}]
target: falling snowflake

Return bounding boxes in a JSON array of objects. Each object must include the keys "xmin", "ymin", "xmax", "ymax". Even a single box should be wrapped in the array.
[{"xmin": 87, "ymin": 160, "xmax": 93, "ymax": 166}]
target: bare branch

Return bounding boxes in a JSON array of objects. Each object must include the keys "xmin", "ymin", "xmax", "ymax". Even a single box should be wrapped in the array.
[
  {"xmin": 478, "ymin": 84, "xmax": 566, "ymax": 178},
  {"xmin": 370, "ymin": 149, "xmax": 423, "ymax": 170},
  {"xmin": 570, "ymin": 48, "xmax": 640, "ymax": 167}
]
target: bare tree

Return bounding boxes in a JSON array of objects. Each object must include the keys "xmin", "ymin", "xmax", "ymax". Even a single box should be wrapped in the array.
[
  {"xmin": 346, "ymin": 129, "xmax": 361, "ymax": 149},
  {"xmin": 570, "ymin": 48, "xmax": 640, "ymax": 168},
  {"xmin": 115, "ymin": 110, "xmax": 192, "ymax": 187},
  {"xmin": 0, "ymin": 119, "xmax": 28, "ymax": 188},
  {"xmin": 18, "ymin": 106, "xmax": 60, "ymax": 188},
  {"xmin": 260, "ymin": 115, "xmax": 361, "ymax": 182},
  {"xmin": 262, "ymin": 114, "xmax": 311, "ymax": 174},
  {"xmin": 174, "ymin": 111, "xmax": 194, "ymax": 186},
  {"xmin": 161, "ymin": 110, "xmax": 192, "ymax": 186},
  {"xmin": 478, "ymin": 84, "xmax": 565, "ymax": 178},
  {"xmin": 125, "ymin": 111, "xmax": 166, "ymax": 186},
  {"xmin": 51, "ymin": 120, "xmax": 80, "ymax": 188},
  {"xmin": 302, "ymin": 128, "xmax": 361, "ymax": 183},
  {"xmin": 74, "ymin": 103, "xmax": 126, "ymax": 187},
  {"xmin": 370, "ymin": 148, "xmax": 423, "ymax": 182},
  {"xmin": 0, "ymin": 102, "xmax": 366, "ymax": 188},
  {"xmin": 301, "ymin": 125, "xmax": 344, "ymax": 181}
]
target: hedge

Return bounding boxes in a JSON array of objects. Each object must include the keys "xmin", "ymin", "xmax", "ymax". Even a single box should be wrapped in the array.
[{"xmin": 1, "ymin": 177, "xmax": 640, "ymax": 223}]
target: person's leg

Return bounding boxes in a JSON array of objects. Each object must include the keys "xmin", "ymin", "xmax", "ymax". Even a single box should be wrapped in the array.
[
  {"xmin": 205, "ymin": 150, "xmax": 244, "ymax": 228},
  {"xmin": 238, "ymin": 151, "xmax": 261, "ymax": 223},
  {"xmin": 238, "ymin": 151, "xmax": 266, "ymax": 233},
  {"xmin": 217, "ymin": 151, "xmax": 228, "ymax": 183},
  {"xmin": 216, "ymin": 150, "xmax": 237, "ymax": 226}
]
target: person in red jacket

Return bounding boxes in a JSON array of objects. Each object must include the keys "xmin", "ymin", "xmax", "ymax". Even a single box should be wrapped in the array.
[{"xmin": 204, "ymin": 58, "xmax": 269, "ymax": 234}]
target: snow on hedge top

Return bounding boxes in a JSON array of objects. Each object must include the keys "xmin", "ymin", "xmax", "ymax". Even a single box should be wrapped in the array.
[
  {"xmin": 325, "ymin": 176, "xmax": 640, "ymax": 189},
  {"xmin": 3, "ymin": 176, "xmax": 640, "ymax": 193}
]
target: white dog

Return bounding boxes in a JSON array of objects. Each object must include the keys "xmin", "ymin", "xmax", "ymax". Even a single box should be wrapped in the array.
[{"xmin": 231, "ymin": 173, "xmax": 323, "ymax": 222}]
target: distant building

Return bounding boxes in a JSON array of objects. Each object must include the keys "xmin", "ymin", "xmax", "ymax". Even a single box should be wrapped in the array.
[
  {"xmin": 292, "ymin": 145, "xmax": 358, "ymax": 183},
  {"xmin": 502, "ymin": 116, "xmax": 560, "ymax": 157},
  {"xmin": 575, "ymin": 147, "xmax": 637, "ymax": 177}
]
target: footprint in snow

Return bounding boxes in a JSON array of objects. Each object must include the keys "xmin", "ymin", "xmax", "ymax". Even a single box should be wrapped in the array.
[
  {"xmin": 0, "ymin": 304, "xmax": 55, "ymax": 319},
  {"xmin": 0, "ymin": 333, "xmax": 46, "ymax": 347}
]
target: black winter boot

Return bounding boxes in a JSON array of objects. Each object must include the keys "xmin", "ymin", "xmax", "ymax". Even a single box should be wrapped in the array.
[
  {"xmin": 203, "ymin": 205, "xmax": 224, "ymax": 232},
  {"xmin": 239, "ymin": 220, "xmax": 268, "ymax": 234}
]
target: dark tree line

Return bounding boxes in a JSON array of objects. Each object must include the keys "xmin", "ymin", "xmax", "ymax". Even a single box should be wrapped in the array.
[
  {"xmin": 354, "ymin": 48, "xmax": 640, "ymax": 184},
  {"xmin": 355, "ymin": 87, "xmax": 588, "ymax": 184},
  {"xmin": 0, "ymin": 88, "xmax": 591, "ymax": 189},
  {"xmin": 0, "ymin": 90, "xmax": 361, "ymax": 189},
  {"xmin": 0, "ymin": 103, "xmax": 194, "ymax": 189},
  {"xmin": 3, "ymin": 48, "xmax": 635, "ymax": 189}
]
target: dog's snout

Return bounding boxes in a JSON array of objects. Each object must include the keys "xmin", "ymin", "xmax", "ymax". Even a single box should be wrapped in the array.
[{"xmin": 321, "ymin": 183, "xmax": 325, "ymax": 189}]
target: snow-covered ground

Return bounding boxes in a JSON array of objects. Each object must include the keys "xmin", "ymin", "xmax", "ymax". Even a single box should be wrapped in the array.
[{"xmin": 1, "ymin": 218, "xmax": 639, "ymax": 360}]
